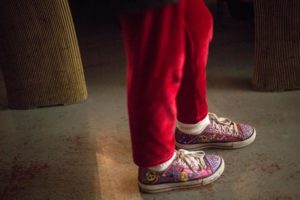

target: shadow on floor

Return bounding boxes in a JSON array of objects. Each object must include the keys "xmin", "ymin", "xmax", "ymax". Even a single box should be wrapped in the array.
[{"xmin": 207, "ymin": 74, "xmax": 253, "ymax": 91}]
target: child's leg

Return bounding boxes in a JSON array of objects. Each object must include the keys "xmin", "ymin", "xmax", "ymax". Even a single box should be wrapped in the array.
[
  {"xmin": 175, "ymin": 0, "xmax": 256, "ymax": 150},
  {"xmin": 120, "ymin": 2, "xmax": 186, "ymax": 167},
  {"xmin": 120, "ymin": 1, "xmax": 225, "ymax": 193},
  {"xmin": 176, "ymin": 0, "xmax": 213, "ymax": 124}
]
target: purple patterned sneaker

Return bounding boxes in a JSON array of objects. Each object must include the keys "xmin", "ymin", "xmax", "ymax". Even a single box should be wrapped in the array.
[
  {"xmin": 176, "ymin": 113, "xmax": 256, "ymax": 150},
  {"xmin": 138, "ymin": 149, "xmax": 225, "ymax": 193}
]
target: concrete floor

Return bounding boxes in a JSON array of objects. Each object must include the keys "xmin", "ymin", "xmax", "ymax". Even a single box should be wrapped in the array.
[{"xmin": 1, "ymin": 2, "xmax": 300, "ymax": 200}]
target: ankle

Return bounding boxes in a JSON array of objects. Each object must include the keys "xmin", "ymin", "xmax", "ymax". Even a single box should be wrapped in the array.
[
  {"xmin": 177, "ymin": 115, "xmax": 210, "ymax": 135},
  {"xmin": 148, "ymin": 152, "xmax": 176, "ymax": 172}
]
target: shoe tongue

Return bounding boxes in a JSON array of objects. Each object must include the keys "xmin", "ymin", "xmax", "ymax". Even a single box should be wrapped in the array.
[
  {"xmin": 236, "ymin": 124, "xmax": 245, "ymax": 137},
  {"xmin": 202, "ymin": 156, "xmax": 210, "ymax": 169},
  {"xmin": 237, "ymin": 124, "xmax": 242, "ymax": 131}
]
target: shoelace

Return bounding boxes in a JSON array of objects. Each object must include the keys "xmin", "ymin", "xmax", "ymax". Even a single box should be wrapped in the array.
[
  {"xmin": 176, "ymin": 149, "xmax": 206, "ymax": 172},
  {"xmin": 209, "ymin": 112, "xmax": 239, "ymax": 136}
]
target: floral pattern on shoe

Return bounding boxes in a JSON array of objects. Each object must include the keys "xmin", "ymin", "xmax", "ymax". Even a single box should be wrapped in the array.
[
  {"xmin": 139, "ymin": 150, "xmax": 223, "ymax": 187},
  {"xmin": 175, "ymin": 113, "xmax": 256, "ymax": 149}
]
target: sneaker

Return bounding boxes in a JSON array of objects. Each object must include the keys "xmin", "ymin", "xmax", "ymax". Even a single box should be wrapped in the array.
[
  {"xmin": 176, "ymin": 113, "xmax": 256, "ymax": 150},
  {"xmin": 138, "ymin": 149, "xmax": 225, "ymax": 193}
]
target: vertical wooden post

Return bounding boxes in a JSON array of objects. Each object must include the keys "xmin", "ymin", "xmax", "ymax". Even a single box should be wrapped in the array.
[{"xmin": 0, "ymin": 0, "xmax": 87, "ymax": 109}]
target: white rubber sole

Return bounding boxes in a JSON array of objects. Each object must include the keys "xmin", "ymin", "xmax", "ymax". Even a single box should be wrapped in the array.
[
  {"xmin": 176, "ymin": 129, "xmax": 256, "ymax": 150},
  {"xmin": 138, "ymin": 158, "xmax": 225, "ymax": 193}
]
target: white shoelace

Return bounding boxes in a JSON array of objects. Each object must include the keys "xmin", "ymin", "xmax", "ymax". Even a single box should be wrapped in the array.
[
  {"xmin": 176, "ymin": 149, "xmax": 206, "ymax": 172},
  {"xmin": 209, "ymin": 112, "xmax": 239, "ymax": 136}
]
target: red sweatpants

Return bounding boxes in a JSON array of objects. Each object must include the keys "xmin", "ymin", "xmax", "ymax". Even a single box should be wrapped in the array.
[{"xmin": 120, "ymin": 0, "xmax": 213, "ymax": 167}]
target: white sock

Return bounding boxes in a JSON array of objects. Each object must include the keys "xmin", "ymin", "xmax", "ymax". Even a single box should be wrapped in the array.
[
  {"xmin": 148, "ymin": 152, "xmax": 176, "ymax": 172},
  {"xmin": 177, "ymin": 114, "xmax": 210, "ymax": 135}
]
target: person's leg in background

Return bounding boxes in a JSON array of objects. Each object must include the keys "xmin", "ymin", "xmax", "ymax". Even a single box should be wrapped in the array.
[
  {"xmin": 175, "ymin": 0, "xmax": 256, "ymax": 150},
  {"xmin": 120, "ymin": 0, "xmax": 224, "ymax": 193}
]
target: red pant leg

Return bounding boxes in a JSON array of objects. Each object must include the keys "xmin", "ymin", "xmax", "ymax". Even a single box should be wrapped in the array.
[
  {"xmin": 120, "ymin": 2, "xmax": 186, "ymax": 167},
  {"xmin": 177, "ymin": 0, "xmax": 213, "ymax": 124},
  {"xmin": 120, "ymin": 0, "xmax": 213, "ymax": 167}
]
